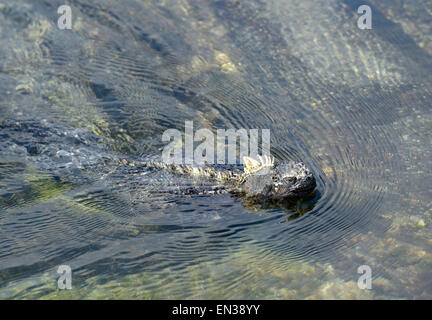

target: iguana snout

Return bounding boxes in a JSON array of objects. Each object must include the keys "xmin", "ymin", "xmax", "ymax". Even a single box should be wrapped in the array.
[{"xmin": 241, "ymin": 157, "xmax": 316, "ymax": 200}]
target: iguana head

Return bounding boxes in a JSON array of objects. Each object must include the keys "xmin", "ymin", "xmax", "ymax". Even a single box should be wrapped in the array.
[{"xmin": 241, "ymin": 156, "xmax": 316, "ymax": 200}]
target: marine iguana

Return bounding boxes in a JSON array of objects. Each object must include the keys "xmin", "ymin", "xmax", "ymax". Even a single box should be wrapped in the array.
[
  {"xmin": 0, "ymin": 119, "xmax": 316, "ymax": 208},
  {"xmin": 125, "ymin": 155, "xmax": 317, "ymax": 203}
]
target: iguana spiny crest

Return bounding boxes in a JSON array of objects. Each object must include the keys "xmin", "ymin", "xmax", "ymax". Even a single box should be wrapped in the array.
[{"xmin": 125, "ymin": 155, "xmax": 316, "ymax": 200}]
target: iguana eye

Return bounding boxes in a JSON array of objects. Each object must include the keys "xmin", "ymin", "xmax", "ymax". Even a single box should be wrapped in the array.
[{"xmin": 286, "ymin": 177, "xmax": 297, "ymax": 183}]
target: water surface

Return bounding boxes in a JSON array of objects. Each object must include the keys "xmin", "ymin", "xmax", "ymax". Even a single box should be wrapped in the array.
[{"xmin": 0, "ymin": 0, "xmax": 431, "ymax": 299}]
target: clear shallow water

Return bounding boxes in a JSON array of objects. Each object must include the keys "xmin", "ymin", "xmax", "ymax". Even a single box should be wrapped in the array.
[{"xmin": 0, "ymin": 0, "xmax": 431, "ymax": 299}]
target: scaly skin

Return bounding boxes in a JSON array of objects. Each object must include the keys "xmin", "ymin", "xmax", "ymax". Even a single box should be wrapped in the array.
[
  {"xmin": 123, "ymin": 155, "xmax": 317, "ymax": 201},
  {"xmin": 1, "ymin": 119, "xmax": 316, "ymax": 206}
]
